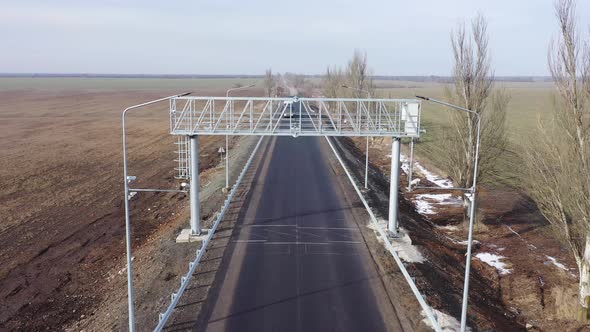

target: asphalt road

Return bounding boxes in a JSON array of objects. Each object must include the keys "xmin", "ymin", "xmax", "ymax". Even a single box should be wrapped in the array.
[{"xmin": 200, "ymin": 136, "xmax": 404, "ymax": 332}]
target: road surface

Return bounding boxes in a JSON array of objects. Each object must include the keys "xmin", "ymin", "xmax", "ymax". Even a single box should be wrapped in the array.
[{"xmin": 200, "ymin": 136, "xmax": 404, "ymax": 331}]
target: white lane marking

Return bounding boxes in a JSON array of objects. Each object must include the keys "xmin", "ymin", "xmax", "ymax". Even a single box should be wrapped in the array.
[
  {"xmin": 241, "ymin": 224, "xmax": 295, "ymax": 227},
  {"xmin": 232, "ymin": 240, "xmax": 361, "ymax": 245},
  {"xmin": 296, "ymin": 230, "xmax": 324, "ymax": 239},
  {"xmin": 264, "ymin": 229, "xmax": 297, "ymax": 238},
  {"xmin": 233, "ymin": 239, "xmax": 267, "ymax": 243},
  {"xmin": 296, "ymin": 226, "xmax": 356, "ymax": 230}
]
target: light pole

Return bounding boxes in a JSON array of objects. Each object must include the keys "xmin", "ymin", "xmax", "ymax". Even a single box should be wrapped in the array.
[
  {"xmin": 416, "ymin": 95, "xmax": 481, "ymax": 332},
  {"xmin": 225, "ymin": 84, "xmax": 255, "ymax": 190},
  {"xmin": 341, "ymin": 85, "xmax": 371, "ymax": 189},
  {"xmin": 122, "ymin": 92, "xmax": 190, "ymax": 332}
]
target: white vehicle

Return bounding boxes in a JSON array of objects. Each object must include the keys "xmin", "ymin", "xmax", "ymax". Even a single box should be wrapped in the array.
[{"xmin": 283, "ymin": 97, "xmax": 298, "ymax": 118}]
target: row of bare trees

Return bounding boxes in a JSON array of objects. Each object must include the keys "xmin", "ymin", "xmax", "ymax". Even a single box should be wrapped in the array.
[
  {"xmin": 322, "ymin": 50, "xmax": 374, "ymax": 98},
  {"xmin": 317, "ymin": 0, "xmax": 590, "ymax": 318},
  {"xmin": 443, "ymin": 0, "xmax": 590, "ymax": 316},
  {"xmin": 264, "ymin": 69, "xmax": 310, "ymax": 97}
]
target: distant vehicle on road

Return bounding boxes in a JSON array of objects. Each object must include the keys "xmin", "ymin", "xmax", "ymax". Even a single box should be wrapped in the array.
[{"xmin": 283, "ymin": 96, "xmax": 300, "ymax": 118}]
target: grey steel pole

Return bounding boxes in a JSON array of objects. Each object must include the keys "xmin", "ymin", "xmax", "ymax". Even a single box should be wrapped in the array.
[
  {"xmin": 415, "ymin": 95, "xmax": 481, "ymax": 332},
  {"xmin": 460, "ymin": 115, "xmax": 481, "ymax": 332},
  {"xmin": 122, "ymin": 113, "xmax": 136, "ymax": 332},
  {"xmin": 121, "ymin": 93, "xmax": 188, "ymax": 332},
  {"xmin": 189, "ymin": 135, "xmax": 201, "ymax": 235},
  {"xmin": 388, "ymin": 137, "xmax": 401, "ymax": 235},
  {"xmin": 365, "ymin": 136, "xmax": 369, "ymax": 189},
  {"xmin": 407, "ymin": 138, "xmax": 415, "ymax": 191},
  {"xmin": 225, "ymin": 134, "xmax": 229, "ymax": 189}
]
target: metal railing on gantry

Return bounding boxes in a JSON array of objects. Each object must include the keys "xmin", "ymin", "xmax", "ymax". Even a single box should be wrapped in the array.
[{"xmin": 169, "ymin": 96, "xmax": 421, "ymax": 137}]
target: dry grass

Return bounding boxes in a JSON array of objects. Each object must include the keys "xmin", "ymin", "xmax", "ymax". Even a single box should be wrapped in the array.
[{"xmin": 553, "ymin": 285, "xmax": 579, "ymax": 320}]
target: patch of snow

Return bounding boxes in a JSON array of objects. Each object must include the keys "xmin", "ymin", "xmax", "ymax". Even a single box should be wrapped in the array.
[
  {"xmin": 421, "ymin": 307, "xmax": 470, "ymax": 332},
  {"xmin": 545, "ymin": 255, "xmax": 568, "ymax": 271},
  {"xmin": 390, "ymin": 231, "xmax": 425, "ymax": 263},
  {"xmin": 476, "ymin": 252, "xmax": 512, "ymax": 275},
  {"xmin": 412, "ymin": 193, "xmax": 462, "ymax": 215},
  {"xmin": 401, "ymin": 154, "xmax": 454, "ymax": 188},
  {"xmin": 437, "ymin": 224, "xmax": 459, "ymax": 231},
  {"xmin": 414, "ymin": 198, "xmax": 436, "ymax": 214},
  {"xmin": 445, "ymin": 236, "xmax": 480, "ymax": 246},
  {"xmin": 400, "ymin": 155, "xmax": 411, "ymax": 173},
  {"xmin": 368, "ymin": 221, "xmax": 424, "ymax": 263},
  {"xmin": 457, "ymin": 239, "xmax": 480, "ymax": 246},
  {"xmin": 415, "ymin": 162, "xmax": 454, "ymax": 188}
]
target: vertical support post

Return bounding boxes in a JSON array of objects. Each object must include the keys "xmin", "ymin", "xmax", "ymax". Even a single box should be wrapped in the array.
[
  {"xmin": 225, "ymin": 135, "xmax": 229, "ymax": 189},
  {"xmin": 460, "ymin": 114, "xmax": 481, "ymax": 332},
  {"xmin": 190, "ymin": 135, "xmax": 201, "ymax": 235},
  {"xmin": 407, "ymin": 138, "xmax": 415, "ymax": 191},
  {"xmin": 388, "ymin": 137, "xmax": 401, "ymax": 236},
  {"xmin": 122, "ymin": 114, "xmax": 136, "ymax": 332},
  {"xmin": 364, "ymin": 136, "xmax": 369, "ymax": 189}
]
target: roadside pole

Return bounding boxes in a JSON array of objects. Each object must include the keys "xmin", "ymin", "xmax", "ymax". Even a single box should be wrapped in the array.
[
  {"xmin": 365, "ymin": 136, "xmax": 369, "ymax": 189},
  {"xmin": 225, "ymin": 135, "xmax": 229, "ymax": 189},
  {"xmin": 388, "ymin": 137, "xmax": 401, "ymax": 236},
  {"xmin": 189, "ymin": 135, "xmax": 201, "ymax": 235}
]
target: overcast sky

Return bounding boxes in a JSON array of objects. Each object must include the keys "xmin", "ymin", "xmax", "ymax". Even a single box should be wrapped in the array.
[{"xmin": 1, "ymin": 0, "xmax": 589, "ymax": 76}]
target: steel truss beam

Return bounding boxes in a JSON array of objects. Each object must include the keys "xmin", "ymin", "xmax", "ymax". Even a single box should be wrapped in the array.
[{"xmin": 170, "ymin": 97, "xmax": 421, "ymax": 137}]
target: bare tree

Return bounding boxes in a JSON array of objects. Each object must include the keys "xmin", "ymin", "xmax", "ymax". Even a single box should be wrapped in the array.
[
  {"xmin": 322, "ymin": 66, "xmax": 344, "ymax": 98},
  {"xmin": 264, "ymin": 68, "xmax": 275, "ymax": 97},
  {"xmin": 345, "ymin": 49, "xmax": 374, "ymax": 97},
  {"xmin": 274, "ymin": 73, "xmax": 284, "ymax": 97},
  {"xmin": 525, "ymin": 0, "xmax": 590, "ymax": 316},
  {"xmin": 321, "ymin": 50, "xmax": 375, "ymax": 99},
  {"xmin": 443, "ymin": 14, "xmax": 508, "ymax": 220}
]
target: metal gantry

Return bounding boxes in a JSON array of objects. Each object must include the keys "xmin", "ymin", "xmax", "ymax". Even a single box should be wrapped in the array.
[
  {"xmin": 169, "ymin": 96, "xmax": 421, "ymax": 138},
  {"xmin": 122, "ymin": 95, "xmax": 424, "ymax": 331},
  {"xmin": 169, "ymin": 96, "xmax": 421, "ymax": 237}
]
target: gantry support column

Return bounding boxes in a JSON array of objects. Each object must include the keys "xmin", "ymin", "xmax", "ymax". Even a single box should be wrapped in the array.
[
  {"xmin": 364, "ymin": 136, "xmax": 369, "ymax": 189},
  {"xmin": 225, "ymin": 134, "xmax": 229, "ymax": 189},
  {"xmin": 407, "ymin": 138, "xmax": 414, "ymax": 191},
  {"xmin": 189, "ymin": 135, "xmax": 201, "ymax": 235},
  {"xmin": 388, "ymin": 137, "xmax": 401, "ymax": 236}
]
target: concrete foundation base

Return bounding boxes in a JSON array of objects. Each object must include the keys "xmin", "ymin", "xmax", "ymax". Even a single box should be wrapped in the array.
[{"xmin": 176, "ymin": 228, "xmax": 210, "ymax": 243}]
